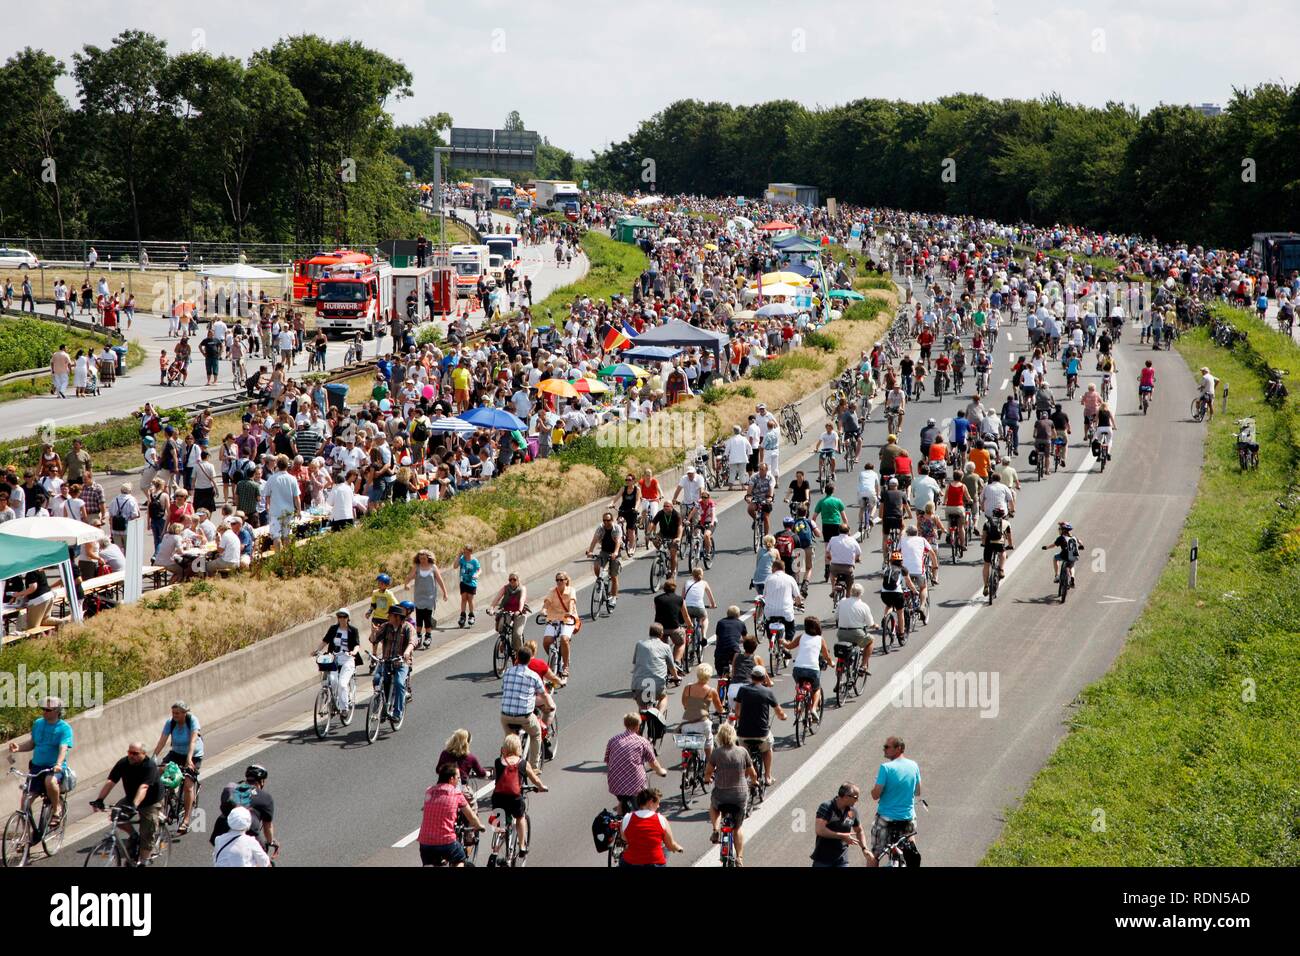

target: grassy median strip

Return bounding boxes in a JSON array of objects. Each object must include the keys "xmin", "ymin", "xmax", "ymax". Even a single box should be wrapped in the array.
[
  {"xmin": 526, "ymin": 231, "xmax": 647, "ymax": 326},
  {"xmin": 0, "ymin": 290, "xmax": 895, "ymax": 738},
  {"xmin": 984, "ymin": 308, "xmax": 1300, "ymax": 866}
]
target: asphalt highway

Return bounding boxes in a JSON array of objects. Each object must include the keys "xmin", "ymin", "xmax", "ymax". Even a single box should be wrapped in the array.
[{"xmin": 37, "ymin": 278, "xmax": 1203, "ymax": 868}]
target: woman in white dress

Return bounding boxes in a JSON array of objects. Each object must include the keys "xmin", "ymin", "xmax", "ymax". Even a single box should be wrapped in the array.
[{"xmin": 73, "ymin": 350, "xmax": 89, "ymax": 396}]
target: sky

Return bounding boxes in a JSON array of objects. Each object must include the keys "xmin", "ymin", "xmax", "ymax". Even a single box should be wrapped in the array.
[{"xmin": 6, "ymin": 0, "xmax": 1297, "ymax": 158}]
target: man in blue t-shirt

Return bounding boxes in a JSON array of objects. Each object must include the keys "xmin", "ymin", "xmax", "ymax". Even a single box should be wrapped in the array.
[
  {"xmin": 868, "ymin": 736, "xmax": 922, "ymax": 867},
  {"xmin": 7, "ymin": 696, "xmax": 74, "ymax": 827}
]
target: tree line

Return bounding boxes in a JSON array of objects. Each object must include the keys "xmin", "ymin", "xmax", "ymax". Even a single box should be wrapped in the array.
[
  {"xmin": 0, "ymin": 32, "xmax": 426, "ymax": 248},
  {"xmin": 585, "ymin": 88, "xmax": 1300, "ymax": 249}
]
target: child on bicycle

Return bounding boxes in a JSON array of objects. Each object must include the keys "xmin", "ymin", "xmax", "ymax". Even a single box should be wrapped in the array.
[{"xmin": 1042, "ymin": 521, "xmax": 1083, "ymax": 588}]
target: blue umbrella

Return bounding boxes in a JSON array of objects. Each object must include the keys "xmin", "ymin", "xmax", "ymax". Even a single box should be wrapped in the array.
[{"xmin": 459, "ymin": 406, "xmax": 526, "ymax": 431}]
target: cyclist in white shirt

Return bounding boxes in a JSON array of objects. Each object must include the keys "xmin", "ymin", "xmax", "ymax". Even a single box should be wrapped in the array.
[
  {"xmin": 979, "ymin": 472, "xmax": 1014, "ymax": 520},
  {"xmin": 899, "ymin": 526, "xmax": 934, "ymax": 622},
  {"xmin": 761, "ymin": 561, "xmax": 803, "ymax": 649},
  {"xmin": 672, "ymin": 465, "xmax": 706, "ymax": 521},
  {"xmin": 835, "ymin": 583, "xmax": 875, "ymax": 662},
  {"xmin": 826, "ymin": 525, "xmax": 863, "ymax": 594},
  {"xmin": 858, "ymin": 464, "xmax": 881, "ymax": 524}
]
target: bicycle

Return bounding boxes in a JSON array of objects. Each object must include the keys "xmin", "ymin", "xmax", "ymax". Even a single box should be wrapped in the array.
[
  {"xmin": 1191, "ymin": 394, "xmax": 1210, "ymax": 423},
  {"xmin": 792, "ymin": 676, "xmax": 823, "ymax": 747},
  {"xmin": 1139, "ymin": 386, "xmax": 1152, "ymax": 415},
  {"xmin": 881, "ymin": 528, "xmax": 900, "ymax": 570},
  {"xmin": 485, "ymin": 783, "xmax": 538, "ymax": 868},
  {"xmin": 718, "ymin": 804, "xmax": 743, "ymax": 867},
  {"xmin": 590, "ymin": 559, "xmax": 614, "ymax": 620},
  {"xmin": 683, "ymin": 616, "xmax": 708, "ymax": 668},
  {"xmin": 84, "ymin": 804, "xmax": 171, "ymax": 867},
  {"xmin": 1051, "ymin": 435, "xmax": 1067, "ymax": 472},
  {"xmin": 2, "ymin": 766, "xmax": 68, "ymax": 867},
  {"xmin": 1034, "ymin": 443, "xmax": 1048, "ymax": 481},
  {"xmin": 750, "ymin": 507, "xmax": 768, "ymax": 554},
  {"xmin": 604, "ymin": 807, "xmax": 626, "ymax": 867},
  {"xmin": 765, "ymin": 616, "xmax": 786, "ymax": 677},
  {"xmin": 676, "ymin": 731, "xmax": 710, "ymax": 809},
  {"xmin": 313, "ymin": 654, "xmax": 357, "ymax": 738},
  {"xmin": 744, "ymin": 739, "xmax": 767, "ymax": 808},
  {"xmin": 491, "ymin": 610, "xmax": 529, "ymax": 677},
  {"xmin": 885, "ymin": 407, "xmax": 902, "ymax": 439},
  {"xmin": 817, "ymin": 450, "xmax": 835, "ymax": 490},
  {"xmin": 649, "ymin": 537, "xmax": 670, "ymax": 592},
  {"xmin": 833, "ymin": 643, "xmax": 868, "ymax": 706},
  {"xmin": 1236, "ymin": 419, "xmax": 1259, "ymax": 471},
  {"xmin": 878, "ymin": 826, "xmax": 920, "ymax": 867},
  {"xmin": 879, "ymin": 601, "xmax": 909, "ymax": 654},
  {"xmin": 986, "ymin": 548, "xmax": 1006, "ymax": 605},
  {"xmin": 1096, "ymin": 431, "xmax": 1112, "ymax": 472},
  {"xmin": 160, "ymin": 762, "xmax": 202, "ymax": 835},
  {"xmin": 232, "ymin": 357, "xmax": 246, "ymax": 388},
  {"xmin": 842, "ymin": 433, "xmax": 861, "ymax": 472},
  {"xmin": 1056, "ymin": 565, "xmax": 1074, "ymax": 604},
  {"xmin": 366, "ymin": 655, "xmax": 408, "ymax": 743},
  {"xmin": 945, "ymin": 515, "xmax": 966, "ymax": 565}
]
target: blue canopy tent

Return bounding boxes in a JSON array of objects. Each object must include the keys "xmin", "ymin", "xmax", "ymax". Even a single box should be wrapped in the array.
[{"xmin": 773, "ymin": 235, "xmax": 824, "ymax": 255}]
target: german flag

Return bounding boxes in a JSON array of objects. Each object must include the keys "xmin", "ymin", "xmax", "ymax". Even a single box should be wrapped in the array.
[{"xmin": 603, "ymin": 327, "xmax": 632, "ymax": 350}]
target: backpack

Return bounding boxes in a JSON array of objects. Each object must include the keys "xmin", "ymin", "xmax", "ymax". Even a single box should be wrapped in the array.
[
  {"xmin": 591, "ymin": 808, "xmax": 617, "ymax": 853},
  {"xmin": 983, "ymin": 517, "xmax": 1004, "ymax": 543},
  {"xmin": 775, "ymin": 533, "xmax": 796, "ymax": 560},
  {"xmin": 495, "ymin": 757, "xmax": 522, "ymax": 798},
  {"xmin": 222, "ymin": 781, "xmax": 257, "ymax": 813},
  {"xmin": 411, "ymin": 419, "xmax": 430, "ymax": 443},
  {"xmin": 1065, "ymin": 537, "xmax": 1080, "ymax": 562},
  {"xmin": 883, "ymin": 566, "xmax": 903, "ymax": 590}
]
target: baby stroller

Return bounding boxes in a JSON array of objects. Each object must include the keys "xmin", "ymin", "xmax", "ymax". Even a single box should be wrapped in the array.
[
  {"xmin": 84, "ymin": 364, "xmax": 101, "ymax": 397},
  {"xmin": 165, "ymin": 359, "xmax": 188, "ymax": 386}
]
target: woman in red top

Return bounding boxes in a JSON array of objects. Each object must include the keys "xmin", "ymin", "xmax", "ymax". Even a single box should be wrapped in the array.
[
  {"xmin": 168, "ymin": 488, "xmax": 194, "ymax": 526},
  {"xmin": 619, "ymin": 787, "xmax": 683, "ymax": 867},
  {"xmin": 638, "ymin": 468, "xmax": 662, "ymax": 526}
]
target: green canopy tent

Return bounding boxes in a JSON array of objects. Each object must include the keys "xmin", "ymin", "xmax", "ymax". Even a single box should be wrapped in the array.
[
  {"xmin": 0, "ymin": 535, "xmax": 81, "ymax": 625},
  {"xmin": 614, "ymin": 216, "xmax": 660, "ymax": 244}
]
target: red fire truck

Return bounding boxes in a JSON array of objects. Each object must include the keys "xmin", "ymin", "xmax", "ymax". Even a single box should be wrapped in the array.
[
  {"xmin": 292, "ymin": 249, "xmax": 374, "ymax": 302},
  {"xmin": 314, "ymin": 260, "xmax": 394, "ymax": 338}
]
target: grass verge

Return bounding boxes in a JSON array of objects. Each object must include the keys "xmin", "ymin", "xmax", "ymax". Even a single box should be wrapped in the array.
[
  {"xmin": 983, "ymin": 306, "xmax": 1300, "ymax": 866},
  {"xmin": 526, "ymin": 231, "xmax": 647, "ymax": 327}
]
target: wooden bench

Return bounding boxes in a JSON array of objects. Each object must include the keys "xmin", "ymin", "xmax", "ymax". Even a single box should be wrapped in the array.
[{"xmin": 1, "ymin": 625, "xmax": 56, "ymax": 646}]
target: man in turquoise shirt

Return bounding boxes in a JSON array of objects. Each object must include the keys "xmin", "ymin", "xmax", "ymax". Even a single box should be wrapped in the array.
[
  {"xmin": 7, "ymin": 696, "xmax": 74, "ymax": 828},
  {"xmin": 869, "ymin": 735, "xmax": 922, "ymax": 867}
]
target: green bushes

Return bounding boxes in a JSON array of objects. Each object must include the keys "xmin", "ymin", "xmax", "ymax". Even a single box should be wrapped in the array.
[
  {"xmin": 752, "ymin": 352, "xmax": 822, "ymax": 380},
  {"xmin": 802, "ymin": 330, "xmax": 837, "ymax": 352},
  {"xmin": 0, "ymin": 316, "xmax": 119, "ymax": 375},
  {"xmin": 0, "ymin": 406, "xmax": 187, "ymax": 469},
  {"xmin": 841, "ymin": 296, "xmax": 891, "ymax": 322}
]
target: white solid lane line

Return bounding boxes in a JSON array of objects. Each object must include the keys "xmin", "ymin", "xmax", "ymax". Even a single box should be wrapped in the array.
[{"xmin": 693, "ymin": 352, "xmax": 1121, "ymax": 866}]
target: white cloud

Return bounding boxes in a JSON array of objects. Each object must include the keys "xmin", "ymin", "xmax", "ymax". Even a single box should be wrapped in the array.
[{"xmin": 6, "ymin": 0, "xmax": 1296, "ymax": 158}]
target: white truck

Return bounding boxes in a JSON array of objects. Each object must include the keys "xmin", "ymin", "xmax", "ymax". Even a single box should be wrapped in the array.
[
  {"xmin": 472, "ymin": 177, "xmax": 514, "ymax": 210},
  {"xmin": 448, "ymin": 243, "xmax": 491, "ymax": 298},
  {"xmin": 535, "ymin": 180, "xmax": 582, "ymax": 216}
]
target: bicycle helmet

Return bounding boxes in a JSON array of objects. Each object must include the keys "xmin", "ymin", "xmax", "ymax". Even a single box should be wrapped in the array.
[
  {"xmin": 1059, "ymin": 521, "xmax": 1073, "ymax": 531},
  {"xmin": 782, "ymin": 517, "xmax": 795, "ymax": 527},
  {"xmin": 890, "ymin": 551, "xmax": 904, "ymax": 563},
  {"xmin": 244, "ymin": 764, "xmax": 269, "ymax": 783},
  {"xmin": 375, "ymin": 572, "xmax": 392, "ymax": 585},
  {"xmin": 398, "ymin": 600, "xmax": 416, "ymax": 614}
]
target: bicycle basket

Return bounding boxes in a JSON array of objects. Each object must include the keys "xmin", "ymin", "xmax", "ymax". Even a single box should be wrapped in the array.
[
  {"xmin": 60, "ymin": 765, "xmax": 78, "ymax": 795},
  {"xmin": 833, "ymin": 642, "xmax": 856, "ymax": 659},
  {"xmin": 316, "ymin": 654, "xmax": 340, "ymax": 672},
  {"xmin": 674, "ymin": 733, "xmax": 708, "ymax": 752}
]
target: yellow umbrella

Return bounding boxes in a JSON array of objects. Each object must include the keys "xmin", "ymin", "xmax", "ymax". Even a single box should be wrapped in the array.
[
  {"xmin": 704, "ymin": 242, "xmax": 718, "ymax": 251},
  {"xmin": 756, "ymin": 271, "xmax": 809, "ymax": 285},
  {"xmin": 535, "ymin": 379, "xmax": 579, "ymax": 399}
]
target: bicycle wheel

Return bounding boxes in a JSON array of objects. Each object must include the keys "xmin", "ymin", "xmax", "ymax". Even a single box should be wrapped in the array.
[
  {"xmin": 2, "ymin": 811, "xmax": 32, "ymax": 868},
  {"xmin": 38, "ymin": 797, "xmax": 66, "ymax": 859},
  {"xmin": 834, "ymin": 667, "xmax": 847, "ymax": 708},
  {"xmin": 680, "ymin": 758, "xmax": 693, "ymax": 808},
  {"xmin": 988, "ymin": 569, "xmax": 997, "ymax": 605},
  {"xmin": 649, "ymin": 554, "xmax": 666, "ymax": 593},
  {"xmin": 491, "ymin": 634, "xmax": 512, "ymax": 677},
  {"xmin": 1058, "ymin": 573, "xmax": 1070, "ymax": 604},
  {"xmin": 544, "ymin": 712, "xmax": 559, "ymax": 763},
  {"xmin": 752, "ymin": 518, "xmax": 762, "ymax": 553},
  {"xmin": 84, "ymin": 835, "xmax": 121, "ymax": 867},
  {"xmin": 391, "ymin": 692, "xmax": 406, "ymax": 731},
  {"xmin": 1191, "ymin": 399, "xmax": 1205, "ymax": 422},
  {"xmin": 702, "ymin": 536, "xmax": 714, "ymax": 570},
  {"xmin": 852, "ymin": 654, "xmax": 869, "ymax": 695},
  {"xmin": 590, "ymin": 577, "xmax": 605, "ymax": 621},
  {"xmin": 793, "ymin": 701, "xmax": 807, "ymax": 746},
  {"xmin": 366, "ymin": 689, "xmax": 385, "ymax": 743},
  {"xmin": 147, "ymin": 827, "xmax": 173, "ymax": 867},
  {"xmin": 313, "ymin": 685, "xmax": 333, "ymax": 739}
]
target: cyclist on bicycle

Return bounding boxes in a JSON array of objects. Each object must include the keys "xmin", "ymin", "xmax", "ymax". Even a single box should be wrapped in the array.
[
  {"xmin": 150, "ymin": 699, "xmax": 204, "ymax": 834},
  {"xmin": 1197, "ymin": 366, "xmax": 1219, "ymax": 421},
  {"xmin": 1138, "ymin": 360, "xmax": 1156, "ymax": 405},
  {"xmin": 1094, "ymin": 402, "xmax": 1117, "ymax": 458},
  {"xmin": 1043, "ymin": 521, "xmax": 1084, "ymax": 589},
  {"xmin": 816, "ymin": 422, "xmax": 839, "ymax": 483},
  {"xmin": 867, "ymin": 737, "xmax": 922, "ymax": 867},
  {"xmin": 884, "ymin": 381, "xmax": 907, "ymax": 431},
  {"xmin": 89, "ymin": 741, "xmax": 163, "ymax": 866},
  {"xmin": 933, "ymin": 351, "xmax": 951, "ymax": 394},
  {"xmin": 1064, "ymin": 349, "xmax": 1081, "ymax": 394},
  {"xmin": 488, "ymin": 572, "xmax": 530, "ymax": 650},
  {"xmin": 672, "ymin": 464, "xmax": 706, "ymax": 523},
  {"xmin": 541, "ymin": 572, "xmax": 578, "ymax": 681},
  {"xmin": 942, "ymin": 471, "xmax": 972, "ymax": 549},
  {"xmin": 638, "ymin": 467, "xmax": 663, "ymax": 526},
  {"xmin": 745, "ymin": 463, "xmax": 776, "ymax": 538},
  {"xmin": 1049, "ymin": 404, "xmax": 1071, "ymax": 469},
  {"xmin": 611, "ymin": 473, "xmax": 641, "ymax": 554},
  {"xmin": 652, "ymin": 499, "xmax": 685, "ymax": 578},
  {"xmin": 827, "ymin": 524, "xmax": 862, "ymax": 596},
  {"xmin": 980, "ymin": 507, "xmax": 1014, "ymax": 596},
  {"xmin": 704, "ymin": 722, "xmax": 759, "ymax": 864},
  {"xmin": 419, "ymin": 762, "xmax": 486, "ymax": 867},
  {"xmin": 840, "ymin": 406, "xmax": 862, "ymax": 461},
  {"xmin": 585, "ymin": 512, "xmax": 623, "ymax": 609},
  {"xmin": 785, "ymin": 616, "xmax": 833, "ymax": 721},
  {"xmin": 370, "ymin": 605, "xmax": 416, "ymax": 722},
  {"xmin": 693, "ymin": 490, "xmax": 717, "ymax": 558},
  {"xmin": 490, "ymin": 733, "xmax": 547, "ymax": 863},
  {"xmin": 1032, "ymin": 415, "xmax": 1053, "ymax": 470},
  {"xmin": 8, "ymin": 696, "xmax": 72, "ymax": 829},
  {"xmin": 879, "ymin": 552, "xmax": 918, "ymax": 641},
  {"xmin": 606, "ymin": 712, "xmax": 669, "ymax": 815}
]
